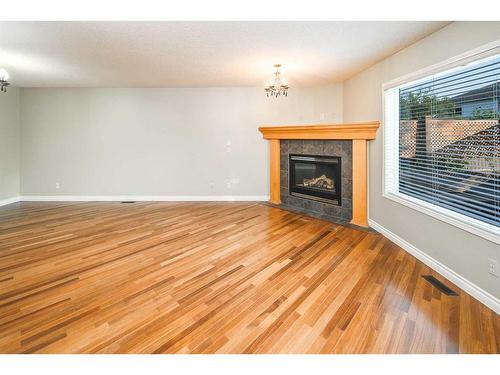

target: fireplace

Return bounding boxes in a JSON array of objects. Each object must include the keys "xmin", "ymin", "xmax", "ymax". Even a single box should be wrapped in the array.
[
  {"xmin": 289, "ymin": 154, "xmax": 341, "ymax": 205},
  {"xmin": 259, "ymin": 123, "xmax": 380, "ymax": 227}
]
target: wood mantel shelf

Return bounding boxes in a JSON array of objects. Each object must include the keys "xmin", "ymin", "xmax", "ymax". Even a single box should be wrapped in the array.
[
  {"xmin": 259, "ymin": 121, "xmax": 379, "ymax": 140},
  {"xmin": 258, "ymin": 121, "xmax": 380, "ymax": 228}
]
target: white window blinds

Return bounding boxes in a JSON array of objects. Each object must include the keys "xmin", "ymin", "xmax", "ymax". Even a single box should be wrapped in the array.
[{"xmin": 384, "ymin": 53, "xmax": 500, "ymax": 232}]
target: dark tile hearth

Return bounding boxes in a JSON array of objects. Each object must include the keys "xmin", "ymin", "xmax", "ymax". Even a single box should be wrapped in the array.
[
  {"xmin": 267, "ymin": 202, "xmax": 375, "ymax": 232},
  {"xmin": 280, "ymin": 139, "xmax": 353, "ymax": 224}
]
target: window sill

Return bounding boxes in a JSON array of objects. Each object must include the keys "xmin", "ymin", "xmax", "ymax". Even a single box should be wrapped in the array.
[{"xmin": 382, "ymin": 191, "xmax": 500, "ymax": 245}]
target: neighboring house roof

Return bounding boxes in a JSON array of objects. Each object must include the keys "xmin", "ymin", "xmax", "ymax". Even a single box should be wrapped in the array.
[
  {"xmin": 432, "ymin": 123, "xmax": 500, "ymax": 161},
  {"xmin": 425, "ymin": 123, "xmax": 500, "ymax": 194},
  {"xmin": 451, "ymin": 82, "xmax": 500, "ymax": 104}
]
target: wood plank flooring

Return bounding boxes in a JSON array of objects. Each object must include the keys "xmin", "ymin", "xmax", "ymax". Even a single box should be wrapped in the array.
[{"xmin": 0, "ymin": 201, "xmax": 498, "ymax": 353}]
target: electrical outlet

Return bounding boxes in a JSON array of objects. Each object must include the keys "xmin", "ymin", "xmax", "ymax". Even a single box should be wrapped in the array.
[
  {"xmin": 488, "ymin": 258, "xmax": 498, "ymax": 277},
  {"xmin": 55, "ymin": 182, "xmax": 60, "ymax": 189}
]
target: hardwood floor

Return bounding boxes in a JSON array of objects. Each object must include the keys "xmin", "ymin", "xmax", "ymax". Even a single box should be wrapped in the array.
[{"xmin": 0, "ymin": 201, "xmax": 498, "ymax": 353}]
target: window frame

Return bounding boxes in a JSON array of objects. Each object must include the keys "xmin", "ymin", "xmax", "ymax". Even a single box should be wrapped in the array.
[{"xmin": 382, "ymin": 40, "xmax": 500, "ymax": 245}]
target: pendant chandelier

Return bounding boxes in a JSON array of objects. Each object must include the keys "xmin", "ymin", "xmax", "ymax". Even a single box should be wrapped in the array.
[
  {"xmin": 0, "ymin": 69, "xmax": 10, "ymax": 93},
  {"xmin": 265, "ymin": 64, "xmax": 289, "ymax": 98}
]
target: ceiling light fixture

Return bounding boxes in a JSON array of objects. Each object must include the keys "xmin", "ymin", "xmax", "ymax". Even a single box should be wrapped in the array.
[
  {"xmin": 0, "ymin": 69, "xmax": 10, "ymax": 93},
  {"xmin": 265, "ymin": 64, "xmax": 289, "ymax": 98}
]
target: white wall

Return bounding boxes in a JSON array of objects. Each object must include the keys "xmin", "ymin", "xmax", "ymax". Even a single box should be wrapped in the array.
[
  {"xmin": 343, "ymin": 22, "xmax": 500, "ymax": 301},
  {"xmin": 0, "ymin": 86, "xmax": 20, "ymax": 202},
  {"xmin": 20, "ymin": 86, "xmax": 342, "ymax": 198}
]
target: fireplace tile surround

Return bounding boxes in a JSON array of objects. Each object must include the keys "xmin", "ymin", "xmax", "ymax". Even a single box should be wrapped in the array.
[{"xmin": 280, "ymin": 140, "xmax": 353, "ymax": 224}]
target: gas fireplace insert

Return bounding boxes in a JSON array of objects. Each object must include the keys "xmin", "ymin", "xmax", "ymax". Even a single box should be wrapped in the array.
[{"xmin": 289, "ymin": 154, "xmax": 341, "ymax": 205}]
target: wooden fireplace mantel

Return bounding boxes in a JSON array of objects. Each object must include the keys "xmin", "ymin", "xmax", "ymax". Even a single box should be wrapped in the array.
[{"xmin": 258, "ymin": 122, "xmax": 380, "ymax": 228}]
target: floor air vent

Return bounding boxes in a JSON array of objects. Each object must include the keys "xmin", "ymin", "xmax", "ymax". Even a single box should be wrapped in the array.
[
  {"xmin": 121, "ymin": 201, "xmax": 136, "ymax": 204},
  {"xmin": 422, "ymin": 275, "xmax": 458, "ymax": 296}
]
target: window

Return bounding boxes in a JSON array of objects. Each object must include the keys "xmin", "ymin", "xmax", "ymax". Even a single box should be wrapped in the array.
[{"xmin": 384, "ymin": 49, "xmax": 500, "ymax": 243}]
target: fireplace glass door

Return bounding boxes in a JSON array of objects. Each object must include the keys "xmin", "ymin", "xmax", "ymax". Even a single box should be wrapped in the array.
[{"xmin": 289, "ymin": 154, "xmax": 341, "ymax": 205}]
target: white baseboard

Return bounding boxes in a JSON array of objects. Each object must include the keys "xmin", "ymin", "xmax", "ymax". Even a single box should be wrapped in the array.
[
  {"xmin": 0, "ymin": 196, "xmax": 20, "ymax": 207},
  {"xmin": 368, "ymin": 218, "xmax": 500, "ymax": 315},
  {"xmin": 20, "ymin": 195, "xmax": 270, "ymax": 202}
]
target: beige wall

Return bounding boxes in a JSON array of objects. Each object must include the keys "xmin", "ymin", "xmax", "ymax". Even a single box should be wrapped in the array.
[
  {"xmin": 343, "ymin": 22, "xmax": 500, "ymax": 299},
  {"xmin": 20, "ymin": 86, "xmax": 343, "ymax": 197},
  {"xmin": 0, "ymin": 86, "xmax": 20, "ymax": 201}
]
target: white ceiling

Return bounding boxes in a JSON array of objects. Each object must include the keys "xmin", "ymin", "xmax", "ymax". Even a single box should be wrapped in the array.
[{"xmin": 0, "ymin": 21, "xmax": 449, "ymax": 87}]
